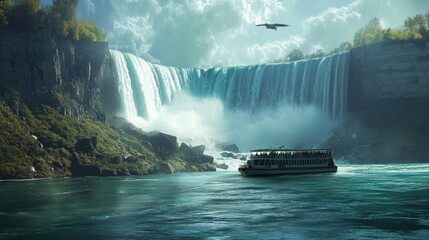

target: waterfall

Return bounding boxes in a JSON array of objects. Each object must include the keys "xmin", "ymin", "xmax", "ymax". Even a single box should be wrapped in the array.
[
  {"xmin": 190, "ymin": 52, "xmax": 349, "ymax": 119},
  {"xmin": 110, "ymin": 50, "xmax": 349, "ymax": 120},
  {"xmin": 110, "ymin": 50, "xmax": 202, "ymax": 120}
]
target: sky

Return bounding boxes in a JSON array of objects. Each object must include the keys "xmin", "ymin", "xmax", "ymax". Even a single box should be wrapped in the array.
[{"xmin": 61, "ymin": 0, "xmax": 429, "ymax": 67}]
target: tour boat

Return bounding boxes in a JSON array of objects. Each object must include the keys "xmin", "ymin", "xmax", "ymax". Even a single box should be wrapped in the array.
[{"xmin": 238, "ymin": 148, "xmax": 337, "ymax": 176}]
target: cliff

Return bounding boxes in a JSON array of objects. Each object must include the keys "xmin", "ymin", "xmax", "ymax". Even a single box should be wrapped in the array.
[
  {"xmin": 348, "ymin": 40, "xmax": 429, "ymax": 111},
  {"xmin": 324, "ymin": 40, "xmax": 429, "ymax": 163},
  {"xmin": 0, "ymin": 30, "xmax": 215, "ymax": 179},
  {"xmin": 0, "ymin": 29, "xmax": 111, "ymax": 121}
]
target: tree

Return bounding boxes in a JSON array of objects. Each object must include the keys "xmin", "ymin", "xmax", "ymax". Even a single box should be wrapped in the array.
[
  {"xmin": 353, "ymin": 18, "xmax": 385, "ymax": 47},
  {"xmin": 49, "ymin": 0, "xmax": 77, "ymax": 21},
  {"xmin": 0, "ymin": 0, "xmax": 12, "ymax": 27},
  {"xmin": 404, "ymin": 14, "xmax": 428, "ymax": 39},
  {"xmin": 308, "ymin": 49, "xmax": 325, "ymax": 59},
  {"xmin": 48, "ymin": 0, "xmax": 78, "ymax": 37},
  {"xmin": 287, "ymin": 49, "xmax": 304, "ymax": 62},
  {"xmin": 7, "ymin": 0, "xmax": 42, "ymax": 31},
  {"xmin": 383, "ymin": 28, "xmax": 408, "ymax": 41},
  {"xmin": 69, "ymin": 19, "xmax": 106, "ymax": 42}
]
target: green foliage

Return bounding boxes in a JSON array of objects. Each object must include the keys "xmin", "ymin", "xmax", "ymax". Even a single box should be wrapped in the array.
[
  {"xmin": 0, "ymin": 0, "xmax": 12, "ymax": 27},
  {"xmin": 1, "ymin": 0, "xmax": 106, "ymax": 42},
  {"xmin": 6, "ymin": 0, "xmax": 42, "ymax": 31},
  {"xmin": 277, "ymin": 11, "xmax": 429, "ymax": 63},
  {"xmin": 328, "ymin": 41, "xmax": 354, "ymax": 55},
  {"xmin": 383, "ymin": 28, "xmax": 409, "ymax": 41},
  {"xmin": 307, "ymin": 49, "xmax": 325, "ymax": 59},
  {"xmin": 0, "ymin": 94, "xmax": 158, "ymax": 179},
  {"xmin": 69, "ymin": 19, "xmax": 106, "ymax": 42},
  {"xmin": 46, "ymin": 0, "xmax": 105, "ymax": 42},
  {"xmin": 353, "ymin": 18, "xmax": 385, "ymax": 47},
  {"xmin": 286, "ymin": 49, "xmax": 304, "ymax": 62},
  {"xmin": 47, "ymin": 0, "xmax": 76, "ymax": 38},
  {"xmin": 404, "ymin": 14, "xmax": 428, "ymax": 37},
  {"xmin": 49, "ymin": 0, "xmax": 77, "ymax": 22}
]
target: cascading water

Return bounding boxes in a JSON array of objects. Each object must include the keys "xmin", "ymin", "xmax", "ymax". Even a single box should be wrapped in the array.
[
  {"xmin": 110, "ymin": 50, "xmax": 349, "ymax": 121},
  {"xmin": 190, "ymin": 52, "xmax": 349, "ymax": 119},
  {"xmin": 110, "ymin": 49, "xmax": 350, "ymax": 149},
  {"xmin": 110, "ymin": 50, "xmax": 202, "ymax": 120}
]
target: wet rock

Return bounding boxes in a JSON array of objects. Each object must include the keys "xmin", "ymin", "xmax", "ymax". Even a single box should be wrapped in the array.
[
  {"xmin": 192, "ymin": 145, "xmax": 205, "ymax": 154},
  {"xmin": 75, "ymin": 137, "xmax": 97, "ymax": 153},
  {"xmin": 215, "ymin": 163, "xmax": 229, "ymax": 170},
  {"xmin": 148, "ymin": 133, "xmax": 178, "ymax": 157},
  {"xmin": 158, "ymin": 162, "xmax": 174, "ymax": 174},
  {"xmin": 187, "ymin": 154, "xmax": 214, "ymax": 164},
  {"xmin": 216, "ymin": 142, "xmax": 240, "ymax": 153},
  {"xmin": 179, "ymin": 142, "xmax": 194, "ymax": 155},
  {"xmin": 221, "ymin": 152, "xmax": 235, "ymax": 158}
]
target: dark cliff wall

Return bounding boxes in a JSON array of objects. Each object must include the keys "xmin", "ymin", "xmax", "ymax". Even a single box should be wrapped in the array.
[
  {"xmin": 324, "ymin": 40, "xmax": 429, "ymax": 163},
  {"xmin": 0, "ymin": 29, "xmax": 111, "ymax": 121},
  {"xmin": 348, "ymin": 40, "xmax": 429, "ymax": 111}
]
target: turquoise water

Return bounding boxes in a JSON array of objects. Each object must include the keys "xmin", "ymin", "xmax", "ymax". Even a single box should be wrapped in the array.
[{"xmin": 1, "ymin": 164, "xmax": 428, "ymax": 239}]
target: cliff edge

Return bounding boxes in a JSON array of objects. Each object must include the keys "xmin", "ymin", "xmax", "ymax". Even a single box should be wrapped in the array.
[{"xmin": 0, "ymin": 29, "xmax": 110, "ymax": 121}]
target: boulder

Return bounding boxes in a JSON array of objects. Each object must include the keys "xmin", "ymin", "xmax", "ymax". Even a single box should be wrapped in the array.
[
  {"xmin": 158, "ymin": 162, "xmax": 174, "ymax": 174},
  {"xmin": 221, "ymin": 152, "xmax": 235, "ymax": 158},
  {"xmin": 187, "ymin": 154, "xmax": 214, "ymax": 164},
  {"xmin": 71, "ymin": 162, "xmax": 102, "ymax": 177},
  {"xmin": 216, "ymin": 142, "xmax": 240, "ymax": 153},
  {"xmin": 192, "ymin": 145, "xmax": 205, "ymax": 154},
  {"xmin": 179, "ymin": 142, "xmax": 194, "ymax": 155},
  {"xmin": 215, "ymin": 163, "xmax": 229, "ymax": 170},
  {"xmin": 148, "ymin": 132, "xmax": 178, "ymax": 157},
  {"xmin": 74, "ymin": 137, "xmax": 97, "ymax": 153}
]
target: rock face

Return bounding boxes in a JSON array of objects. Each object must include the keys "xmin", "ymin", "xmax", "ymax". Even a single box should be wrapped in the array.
[
  {"xmin": 325, "ymin": 40, "xmax": 429, "ymax": 163},
  {"xmin": 0, "ymin": 29, "xmax": 111, "ymax": 121},
  {"xmin": 348, "ymin": 40, "xmax": 429, "ymax": 111}
]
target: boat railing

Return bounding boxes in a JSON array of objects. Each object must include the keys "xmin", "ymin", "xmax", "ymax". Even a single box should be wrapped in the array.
[{"xmin": 250, "ymin": 153, "xmax": 332, "ymax": 160}]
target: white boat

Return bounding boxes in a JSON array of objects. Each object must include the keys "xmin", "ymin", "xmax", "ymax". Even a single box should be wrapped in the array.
[{"xmin": 238, "ymin": 148, "xmax": 337, "ymax": 176}]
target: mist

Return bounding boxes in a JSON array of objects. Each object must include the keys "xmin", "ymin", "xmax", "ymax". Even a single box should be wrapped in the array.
[{"xmin": 129, "ymin": 93, "xmax": 338, "ymax": 151}]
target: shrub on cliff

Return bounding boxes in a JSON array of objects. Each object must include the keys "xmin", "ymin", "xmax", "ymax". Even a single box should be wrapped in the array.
[
  {"xmin": 47, "ymin": 0, "xmax": 106, "ymax": 42},
  {"xmin": 3, "ymin": 0, "xmax": 43, "ymax": 31},
  {"xmin": 0, "ymin": 0, "xmax": 12, "ymax": 27},
  {"xmin": 0, "ymin": 0, "xmax": 106, "ymax": 42}
]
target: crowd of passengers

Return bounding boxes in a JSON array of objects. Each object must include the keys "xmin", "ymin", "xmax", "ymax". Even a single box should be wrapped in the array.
[{"xmin": 252, "ymin": 150, "xmax": 331, "ymax": 159}]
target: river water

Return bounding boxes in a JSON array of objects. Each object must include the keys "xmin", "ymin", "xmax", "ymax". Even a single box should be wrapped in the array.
[{"xmin": 1, "ymin": 163, "xmax": 428, "ymax": 239}]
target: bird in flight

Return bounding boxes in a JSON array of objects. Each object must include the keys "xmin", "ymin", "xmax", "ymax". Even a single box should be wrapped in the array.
[{"xmin": 256, "ymin": 23, "xmax": 289, "ymax": 31}]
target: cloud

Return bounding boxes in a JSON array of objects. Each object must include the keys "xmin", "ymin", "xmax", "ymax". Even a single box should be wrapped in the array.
[
  {"xmin": 76, "ymin": 0, "xmax": 428, "ymax": 67},
  {"xmin": 299, "ymin": 0, "xmax": 362, "ymax": 53},
  {"xmin": 109, "ymin": 16, "xmax": 154, "ymax": 57},
  {"xmin": 298, "ymin": 0, "xmax": 429, "ymax": 54}
]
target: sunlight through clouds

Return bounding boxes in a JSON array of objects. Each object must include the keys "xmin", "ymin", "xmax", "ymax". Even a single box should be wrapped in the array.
[{"xmin": 76, "ymin": 0, "xmax": 429, "ymax": 67}]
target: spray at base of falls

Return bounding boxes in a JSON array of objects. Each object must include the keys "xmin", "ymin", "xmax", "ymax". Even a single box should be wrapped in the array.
[{"xmin": 110, "ymin": 50, "xmax": 349, "ymax": 151}]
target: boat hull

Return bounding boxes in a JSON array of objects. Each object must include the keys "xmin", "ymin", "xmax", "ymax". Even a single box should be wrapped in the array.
[{"xmin": 238, "ymin": 166, "xmax": 337, "ymax": 176}]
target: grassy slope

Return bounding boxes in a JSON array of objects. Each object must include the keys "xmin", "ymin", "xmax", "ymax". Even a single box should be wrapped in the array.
[{"xmin": 0, "ymin": 92, "xmax": 213, "ymax": 179}]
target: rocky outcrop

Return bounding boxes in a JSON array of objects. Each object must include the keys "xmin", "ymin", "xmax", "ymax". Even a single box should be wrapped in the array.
[
  {"xmin": 348, "ymin": 40, "xmax": 429, "ymax": 111},
  {"xmin": 192, "ymin": 145, "xmax": 205, "ymax": 154},
  {"xmin": 0, "ymin": 29, "xmax": 111, "ymax": 121},
  {"xmin": 75, "ymin": 137, "xmax": 98, "ymax": 153},
  {"xmin": 148, "ymin": 132, "xmax": 178, "ymax": 158},
  {"xmin": 179, "ymin": 143, "xmax": 194, "ymax": 155},
  {"xmin": 325, "ymin": 40, "xmax": 429, "ymax": 163},
  {"xmin": 215, "ymin": 142, "xmax": 240, "ymax": 153}
]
